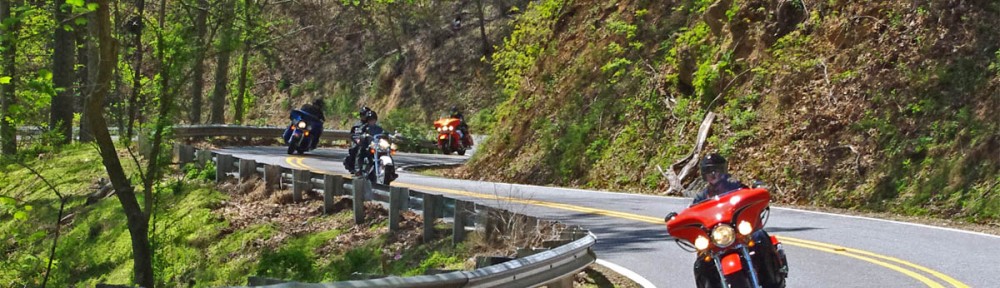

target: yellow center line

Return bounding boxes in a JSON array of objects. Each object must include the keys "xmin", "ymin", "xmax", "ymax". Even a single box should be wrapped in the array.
[
  {"xmin": 779, "ymin": 238, "xmax": 945, "ymax": 288},
  {"xmin": 287, "ymin": 157, "xmax": 967, "ymax": 288},
  {"xmin": 779, "ymin": 237, "xmax": 968, "ymax": 288}
]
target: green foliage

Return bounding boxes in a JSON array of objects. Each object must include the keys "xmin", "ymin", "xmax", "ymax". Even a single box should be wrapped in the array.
[
  {"xmin": 257, "ymin": 248, "xmax": 319, "ymax": 281},
  {"xmin": 607, "ymin": 19, "xmax": 637, "ymax": 40},
  {"xmin": 183, "ymin": 161, "xmax": 216, "ymax": 181},
  {"xmin": 381, "ymin": 107, "xmax": 433, "ymax": 152}
]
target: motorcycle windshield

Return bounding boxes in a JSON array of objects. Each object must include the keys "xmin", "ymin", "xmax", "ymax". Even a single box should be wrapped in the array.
[
  {"xmin": 667, "ymin": 188, "xmax": 771, "ymax": 245},
  {"xmin": 434, "ymin": 117, "xmax": 461, "ymax": 129}
]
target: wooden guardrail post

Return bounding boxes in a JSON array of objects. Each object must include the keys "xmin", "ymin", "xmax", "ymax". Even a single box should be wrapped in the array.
[
  {"xmin": 352, "ymin": 178, "xmax": 366, "ymax": 225},
  {"xmin": 195, "ymin": 149, "xmax": 212, "ymax": 168},
  {"xmin": 263, "ymin": 164, "xmax": 281, "ymax": 192},
  {"xmin": 477, "ymin": 205, "xmax": 497, "ymax": 242},
  {"xmin": 176, "ymin": 144, "xmax": 195, "ymax": 167},
  {"xmin": 423, "ymin": 194, "xmax": 440, "ymax": 243},
  {"xmin": 292, "ymin": 169, "xmax": 310, "ymax": 202},
  {"xmin": 215, "ymin": 154, "xmax": 233, "ymax": 183},
  {"xmin": 389, "ymin": 187, "xmax": 408, "ymax": 232},
  {"xmin": 323, "ymin": 175, "xmax": 342, "ymax": 214},
  {"xmin": 453, "ymin": 200, "xmax": 472, "ymax": 245},
  {"xmin": 238, "ymin": 158, "xmax": 257, "ymax": 181}
]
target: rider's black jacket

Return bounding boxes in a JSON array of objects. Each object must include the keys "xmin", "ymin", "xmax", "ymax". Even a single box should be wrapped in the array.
[
  {"xmin": 300, "ymin": 104, "xmax": 326, "ymax": 121},
  {"xmin": 691, "ymin": 173, "xmax": 747, "ymax": 206}
]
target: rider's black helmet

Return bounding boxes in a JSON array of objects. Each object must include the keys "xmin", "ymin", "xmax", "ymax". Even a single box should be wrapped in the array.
[
  {"xmin": 363, "ymin": 110, "xmax": 378, "ymax": 121},
  {"xmin": 312, "ymin": 98, "xmax": 326, "ymax": 110},
  {"xmin": 358, "ymin": 106, "xmax": 371, "ymax": 121},
  {"xmin": 700, "ymin": 153, "xmax": 728, "ymax": 182}
]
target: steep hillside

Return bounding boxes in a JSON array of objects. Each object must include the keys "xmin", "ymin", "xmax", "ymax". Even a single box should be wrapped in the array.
[
  {"xmin": 240, "ymin": 1, "xmax": 522, "ymax": 130},
  {"xmin": 464, "ymin": 0, "xmax": 999, "ymax": 223}
]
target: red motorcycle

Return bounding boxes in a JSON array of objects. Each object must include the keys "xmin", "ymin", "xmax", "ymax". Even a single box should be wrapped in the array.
[
  {"xmin": 665, "ymin": 188, "xmax": 788, "ymax": 288},
  {"xmin": 433, "ymin": 117, "xmax": 473, "ymax": 155}
]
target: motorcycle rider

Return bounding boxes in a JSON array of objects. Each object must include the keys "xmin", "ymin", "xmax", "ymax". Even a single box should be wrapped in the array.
[
  {"xmin": 354, "ymin": 109, "xmax": 386, "ymax": 176},
  {"xmin": 449, "ymin": 106, "xmax": 469, "ymax": 142},
  {"xmin": 344, "ymin": 106, "xmax": 371, "ymax": 174},
  {"xmin": 691, "ymin": 153, "xmax": 746, "ymax": 205},
  {"xmin": 689, "ymin": 153, "xmax": 788, "ymax": 287},
  {"xmin": 283, "ymin": 98, "xmax": 326, "ymax": 150}
]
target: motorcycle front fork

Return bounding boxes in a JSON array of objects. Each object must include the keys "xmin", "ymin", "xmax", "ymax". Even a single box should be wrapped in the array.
[{"xmin": 712, "ymin": 245, "xmax": 762, "ymax": 288}]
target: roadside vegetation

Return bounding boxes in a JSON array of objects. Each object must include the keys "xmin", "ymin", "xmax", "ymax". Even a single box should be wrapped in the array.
[
  {"xmin": 464, "ymin": 0, "xmax": 999, "ymax": 225},
  {"xmin": 0, "ymin": 145, "xmax": 474, "ymax": 286}
]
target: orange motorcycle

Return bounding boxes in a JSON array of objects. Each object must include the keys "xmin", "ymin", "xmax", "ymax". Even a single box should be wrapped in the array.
[{"xmin": 433, "ymin": 117, "xmax": 473, "ymax": 155}]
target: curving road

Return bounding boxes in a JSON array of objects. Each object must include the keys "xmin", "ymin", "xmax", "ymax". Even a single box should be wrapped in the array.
[{"xmin": 215, "ymin": 146, "xmax": 999, "ymax": 288}]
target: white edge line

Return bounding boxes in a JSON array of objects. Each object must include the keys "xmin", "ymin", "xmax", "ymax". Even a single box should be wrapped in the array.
[
  {"xmin": 772, "ymin": 206, "xmax": 1000, "ymax": 240},
  {"xmin": 595, "ymin": 259, "xmax": 658, "ymax": 288}
]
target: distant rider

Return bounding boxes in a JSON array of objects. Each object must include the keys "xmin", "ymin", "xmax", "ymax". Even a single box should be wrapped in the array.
[
  {"xmin": 344, "ymin": 106, "xmax": 371, "ymax": 174},
  {"xmin": 283, "ymin": 98, "xmax": 326, "ymax": 149},
  {"xmin": 354, "ymin": 109, "xmax": 385, "ymax": 176},
  {"xmin": 449, "ymin": 106, "xmax": 469, "ymax": 142}
]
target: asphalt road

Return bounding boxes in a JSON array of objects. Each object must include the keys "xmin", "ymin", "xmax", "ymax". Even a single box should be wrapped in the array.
[{"xmin": 214, "ymin": 146, "xmax": 999, "ymax": 288}]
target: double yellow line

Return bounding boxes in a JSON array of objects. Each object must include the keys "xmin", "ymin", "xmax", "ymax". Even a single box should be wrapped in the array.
[{"xmin": 285, "ymin": 156, "xmax": 969, "ymax": 288}]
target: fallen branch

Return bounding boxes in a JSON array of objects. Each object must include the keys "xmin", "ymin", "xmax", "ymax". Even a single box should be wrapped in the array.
[
  {"xmin": 827, "ymin": 145, "xmax": 862, "ymax": 175},
  {"xmin": 659, "ymin": 112, "xmax": 716, "ymax": 196}
]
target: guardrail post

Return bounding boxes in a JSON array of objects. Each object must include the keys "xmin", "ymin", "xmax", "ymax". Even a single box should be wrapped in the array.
[
  {"xmin": 323, "ymin": 175, "xmax": 342, "ymax": 214},
  {"xmin": 195, "ymin": 149, "xmax": 212, "ymax": 168},
  {"xmin": 138, "ymin": 134, "xmax": 151, "ymax": 158},
  {"xmin": 292, "ymin": 169, "xmax": 310, "ymax": 202},
  {"xmin": 423, "ymin": 194, "xmax": 439, "ymax": 243},
  {"xmin": 352, "ymin": 178, "xmax": 366, "ymax": 225},
  {"xmin": 215, "ymin": 154, "xmax": 233, "ymax": 183},
  {"xmin": 477, "ymin": 205, "xmax": 497, "ymax": 242},
  {"xmin": 389, "ymin": 187, "xmax": 408, "ymax": 232},
  {"xmin": 453, "ymin": 200, "xmax": 472, "ymax": 245},
  {"xmin": 176, "ymin": 144, "xmax": 195, "ymax": 167},
  {"xmin": 263, "ymin": 164, "xmax": 281, "ymax": 192},
  {"xmin": 238, "ymin": 158, "xmax": 257, "ymax": 181}
]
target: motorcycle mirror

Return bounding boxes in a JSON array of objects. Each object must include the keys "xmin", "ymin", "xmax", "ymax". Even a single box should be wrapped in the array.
[{"xmin": 664, "ymin": 212, "xmax": 678, "ymax": 222}]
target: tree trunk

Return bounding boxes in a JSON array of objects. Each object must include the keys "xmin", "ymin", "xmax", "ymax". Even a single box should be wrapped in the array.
[
  {"xmin": 476, "ymin": 0, "xmax": 492, "ymax": 58},
  {"xmin": 210, "ymin": 0, "xmax": 237, "ymax": 124},
  {"xmin": 0, "ymin": 0, "xmax": 18, "ymax": 155},
  {"xmin": 189, "ymin": 0, "xmax": 208, "ymax": 124},
  {"xmin": 235, "ymin": 0, "xmax": 255, "ymax": 124},
  {"xmin": 235, "ymin": 44, "xmax": 249, "ymax": 124},
  {"xmin": 77, "ymin": 10, "xmax": 97, "ymax": 142},
  {"xmin": 51, "ymin": 0, "xmax": 75, "ymax": 144},
  {"xmin": 88, "ymin": 1, "xmax": 154, "ymax": 287},
  {"xmin": 126, "ymin": 0, "xmax": 146, "ymax": 139}
]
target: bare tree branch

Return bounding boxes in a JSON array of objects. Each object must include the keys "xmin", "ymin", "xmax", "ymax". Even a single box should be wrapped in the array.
[{"xmin": 16, "ymin": 161, "xmax": 67, "ymax": 288}]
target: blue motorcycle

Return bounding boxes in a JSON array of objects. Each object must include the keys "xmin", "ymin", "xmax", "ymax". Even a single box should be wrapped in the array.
[{"xmin": 282, "ymin": 109, "xmax": 323, "ymax": 155}]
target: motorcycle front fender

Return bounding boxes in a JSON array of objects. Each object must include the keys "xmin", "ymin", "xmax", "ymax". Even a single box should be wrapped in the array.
[{"xmin": 720, "ymin": 253, "xmax": 743, "ymax": 276}]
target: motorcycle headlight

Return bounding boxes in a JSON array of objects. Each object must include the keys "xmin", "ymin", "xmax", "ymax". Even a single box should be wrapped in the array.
[
  {"xmin": 694, "ymin": 235, "xmax": 710, "ymax": 250},
  {"xmin": 738, "ymin": 220, "xmax": 753, "ymax": 236},
  {"xmin": 297, "ymin": 121, "xmax": 307, "ymax": 129},
  {"xmin": 712, "ymin": 224, "xmax": 736, "ymax": 247},
  {"xmin": 448, "ymin": 126, "xmax": 454, "ymax": 131},
  {"xmin": 378, "ymin": 139, "xmax": 391, "ymax": 150},
  {"xmin": 436, "ymin": 127, "xmax": 442, "ymax": 132}
]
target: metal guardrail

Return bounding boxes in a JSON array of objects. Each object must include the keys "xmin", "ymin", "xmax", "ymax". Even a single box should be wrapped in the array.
[
  {"xmin": 172, "ymin": 125, "xmax": 440, "ymax": 153},
  {"xmin": 173, "ymin": 125, "xmax": 351, "ymax": 141},
  {"xmin": 174, "ymin": 144, "xmax": 596, "ymax": 288}
]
